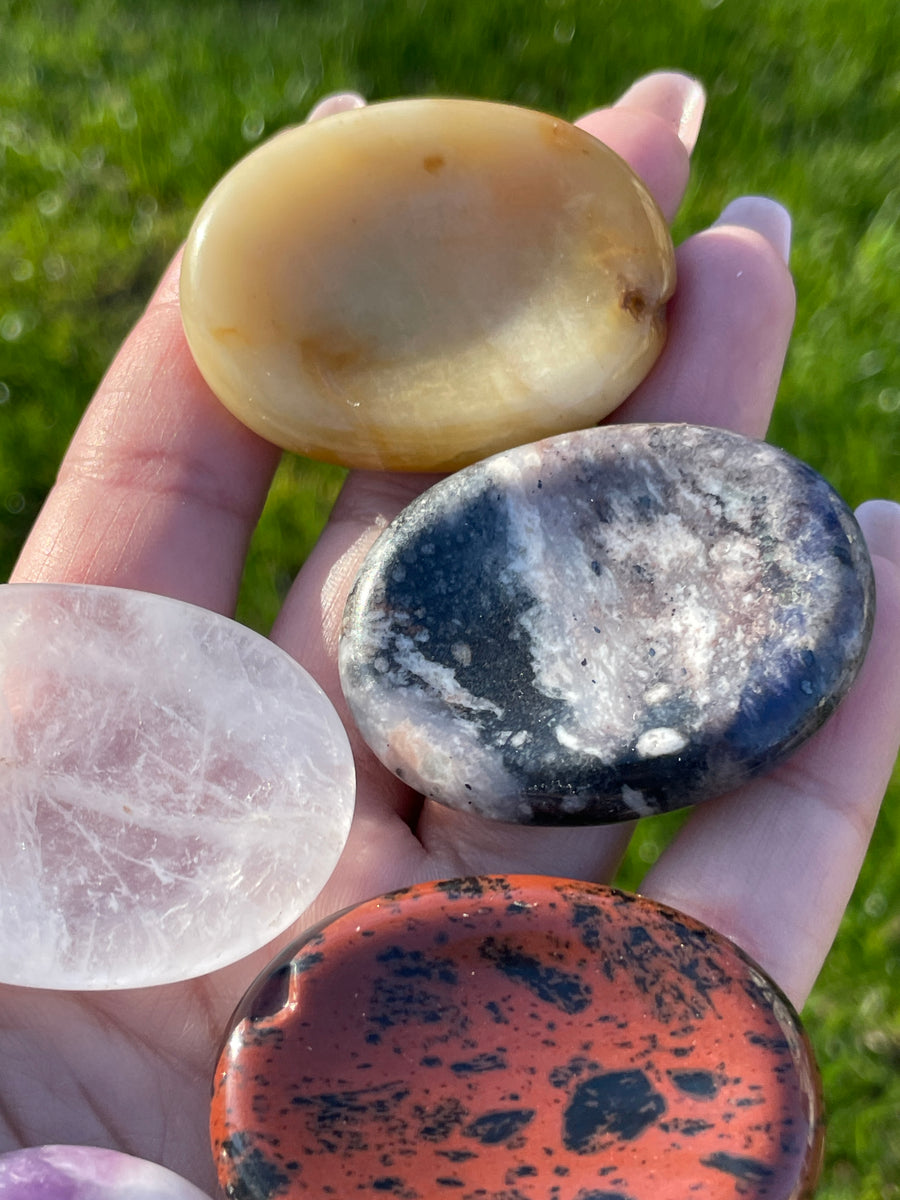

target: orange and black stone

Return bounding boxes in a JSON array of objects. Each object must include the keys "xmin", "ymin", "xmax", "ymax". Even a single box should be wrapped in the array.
[{"xmin": 211, "ymin": 876, "xmax": 823, "ymax": 1199}]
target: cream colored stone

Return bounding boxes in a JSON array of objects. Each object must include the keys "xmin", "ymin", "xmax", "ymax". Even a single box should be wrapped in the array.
[{"xmin": 180, "ymin": 99, "xmax": 675, "ymax": 471}]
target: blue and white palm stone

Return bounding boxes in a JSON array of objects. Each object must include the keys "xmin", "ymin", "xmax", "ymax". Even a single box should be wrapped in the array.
[{"xmin": 339, "ymin": 423, "xmax": 875, "ymax": 825}]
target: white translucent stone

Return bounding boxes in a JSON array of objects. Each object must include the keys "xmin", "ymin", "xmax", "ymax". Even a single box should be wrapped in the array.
[
  {"xmin": 0, "ymin": 583, "xmax": 355, "ymax": 989},
  {"xmin": 0, "ymin": 1146, "xmax": 210, "ymax": 1200}
]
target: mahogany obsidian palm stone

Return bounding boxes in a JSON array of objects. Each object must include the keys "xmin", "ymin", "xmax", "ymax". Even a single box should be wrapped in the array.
[
  {"xmin": 339, "ymin": 423, "xmax": 875, "ymax": 824},
  {"xmin": 210, "ymin": 876, "xmax": 824, "ymax": 1200}
]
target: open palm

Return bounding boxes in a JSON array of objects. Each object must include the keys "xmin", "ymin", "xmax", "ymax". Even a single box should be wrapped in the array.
[{"xmin": 4, "ymin": 74, "xmax": 900, "ymax": 1195}]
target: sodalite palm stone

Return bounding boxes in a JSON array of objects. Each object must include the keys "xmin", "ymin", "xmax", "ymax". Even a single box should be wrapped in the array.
[
  {"xmin": 0, "ymin": 583, "xmax": 355, "ymax": 989},
  {"xmin": 340, "ymin": 423, "xmax": 875, "ymax": 824}
]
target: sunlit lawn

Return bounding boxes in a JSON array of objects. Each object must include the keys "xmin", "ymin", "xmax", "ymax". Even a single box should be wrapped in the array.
[{"xmin": 2, "ymin": 0, "xmax": 899, "ymax": 1193}]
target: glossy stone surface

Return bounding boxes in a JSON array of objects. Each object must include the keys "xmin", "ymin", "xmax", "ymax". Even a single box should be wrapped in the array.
[
  {"xmin": 340, "ymin": 423, "xmax": 874, "ymax": 824},
  {"xmin": 211, "ymin": 876, "xmax": 824, "ymax": 1200},
  {"xmin": 0, "ymin": 583, "xmax": 354, "ymax": 989},
  {"xmin": 180, "ymin": 98, "xmax": 674, "ymax": 471},
  {"xmin": 0, "ymin": 1147, "xmax": 210, "ymax": 1200}
]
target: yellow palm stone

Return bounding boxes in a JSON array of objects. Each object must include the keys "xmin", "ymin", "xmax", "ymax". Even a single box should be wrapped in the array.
[{"xmin": 180, "ymin": 99, "xmax": 675, "ymax": 472}]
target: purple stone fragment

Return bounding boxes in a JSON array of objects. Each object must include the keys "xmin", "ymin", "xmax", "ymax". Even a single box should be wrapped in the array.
[{"xmin": 0, "ymin": 1147, "xmax": 210, "ymax": 1200}]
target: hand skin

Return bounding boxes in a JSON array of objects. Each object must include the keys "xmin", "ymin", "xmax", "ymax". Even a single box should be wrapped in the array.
[{"xmin": 4, "ymin": 73, "xmax": 900, "ymax": 1193}]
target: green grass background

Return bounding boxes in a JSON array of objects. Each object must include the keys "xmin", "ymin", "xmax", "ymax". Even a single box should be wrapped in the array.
[{"xmin": 1, "ymin": 0, "xmax": 898, "ymax": 1193}]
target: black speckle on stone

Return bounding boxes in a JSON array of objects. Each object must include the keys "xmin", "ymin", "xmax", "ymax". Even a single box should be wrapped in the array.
[
  {"xmin": 463, "ymin": 1109, "xmax": 536, "ymax": 1145},
  {"xmin": 435, "ymin": 876, "xmax": 490, "ymax": 899},
  {"xmin": 549, "ymin": 1055, "xmax": 596, "ymax": 1090},
  {"xmin": 372, "ymin": 1178, "xmax": 406, "ymax": 1192},
  {"xmin": 450, "ymin": 1052, "xmax": 507, "ymax": 1074},
  {"xmin": 575, "ymin": 1193, "xmax": 635, "ymax": 1200},
  {"xmin": 485, "ymin": 999, "xmax": 509, "ymax": 1024},
  {"xmin": 375, "ymin": 944, "xmax": 458, "ymax": 984},
  {"xmin": 435, "ymin": 1178, "xmax": 465, "ymax": 1188},
  {"xmin": 660, "ymin": 1118, "xmax": 714, "ymax": 1137},
  {"xmin": 701, "ymin": 1152, "xmax": 775, "ymax": 1182},
  {"xmin": 668, "ymin": 1070, "xmax": 721, "ymax": 1099},
  {"xmin": 367, "ymin": 944, "xmax": 460, "ymax": 1030},
  {"xmin": 289, "ymin": 1080, "xmax": 410, "ymax": 1144},
  {"xmin": 746, "ymin": 1031, "xmax": 790, "ymax": 1052},
  {"xmin": 417, "ymin": 1097, "xmax": 468, "ymax": 1142},
  {"xmin": 381, "ymin": 885, "xmax": 413, "ymax": 902},
  {"xmin": 479, "ymin": 938, "xmax": 591, "ymax": 1014},
  {"xmin": 221, "ymin": 1135, "xmax": 291, "ymax": 1200},
  {"xmin": 569, "ymin": 901, "xmax": 609, "ymax": 944},
  {"xmin": 563, "ymin": 1070, "xmax": 666, "ymax": 1153}
]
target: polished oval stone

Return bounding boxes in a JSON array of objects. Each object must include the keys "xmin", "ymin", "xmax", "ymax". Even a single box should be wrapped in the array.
[
  {"xmin": 0, "ymin": 1147, "xmax": 210, "ymax": 1200},
  {"xmin": 180, "ymin": 98, "xmax": 674, "ymax": 471},
  {"xmin": 211, "ymin": 876, "xmax": 824, "ymax": 1200},
  {"xmin": 339, "ymin": 423, "xmax": 875, "ymax": 824},
  {"xmin": 0, "ymin": 583, "xmax": 355, "ymax": 989}
]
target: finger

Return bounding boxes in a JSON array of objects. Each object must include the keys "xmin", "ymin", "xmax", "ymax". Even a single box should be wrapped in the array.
[
  {"xmin": 613, "ymin": 196, "xmax": 795, "ymax": 436},
  {"xmin": 306, "ymin": 91, "xmax": 366, "ymax": 120},
  {"xmin": 9, "ymin": 94, "xmax": 368, "ymax": 609},
  {"xmin": 576, "ymin": 70, "xmax": 705, "ymax": 221},
  {"xmin": 10, "ymin": 253, "xmax": 280, "ymax": 610},
  {"xmin": 639, "ymin": 500, "xmax": 900, "ymax": 1010},
  {"xmin": 415, "ymin": 788, "xmax": 636, "ymax": 883}
]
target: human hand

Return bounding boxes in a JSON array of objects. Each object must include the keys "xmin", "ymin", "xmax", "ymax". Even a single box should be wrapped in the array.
[{"xmin": 4, "ymin": 73, "xmax": 900, "ymax": 1195}]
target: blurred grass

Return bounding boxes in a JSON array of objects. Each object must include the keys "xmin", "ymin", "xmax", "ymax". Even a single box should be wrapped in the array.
[{"xmin": 1, "ymin": 0, "xmax": 898, "ymax": 1193}]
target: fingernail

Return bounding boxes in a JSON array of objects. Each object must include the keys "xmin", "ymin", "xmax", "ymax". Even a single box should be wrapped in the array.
[
  {"xmin": 307, "ymin": 91, "xmax": 366, "ymax": 123},
  {"xmin": 617, "ymin": 71, "xmax": 706, "ymax": 154},
  {"xmin": 715, "ymin": 196, "xmax": 792, "ymax": 264},
  {"xmin": 856, "ymin": 499, "xmax": 900, "ymax": 561}
]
